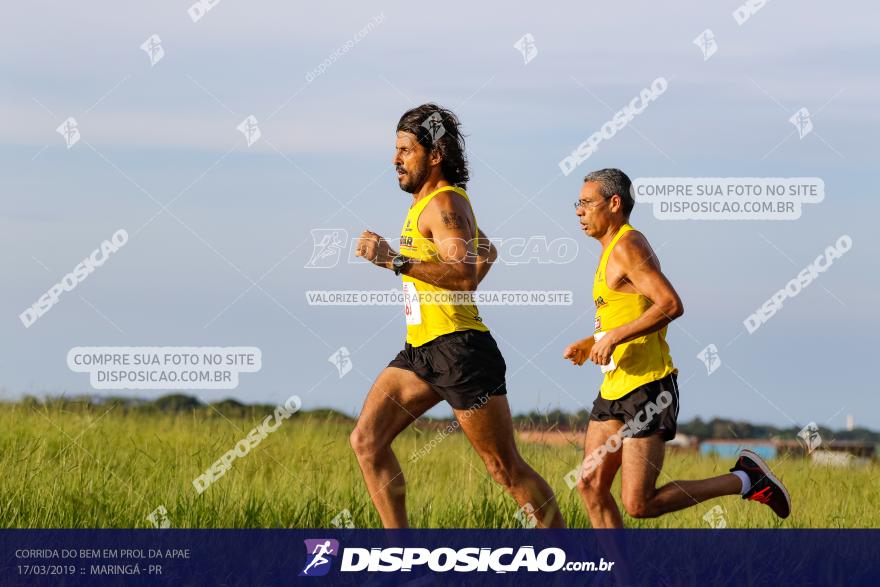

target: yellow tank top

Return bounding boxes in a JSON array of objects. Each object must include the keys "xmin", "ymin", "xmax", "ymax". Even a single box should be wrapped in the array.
[
  {"xmin": 399, "ymin": 186, "xmax": 489, "ymax": 347},
  {"xmin": 593, "ymin": 224, "xmax": 675, "ymax": 400}
]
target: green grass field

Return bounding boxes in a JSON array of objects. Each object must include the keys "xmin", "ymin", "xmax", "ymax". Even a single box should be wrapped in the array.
[{"xmin": 2, "ymin": 402, "xmax": 877, "ymax": 529}]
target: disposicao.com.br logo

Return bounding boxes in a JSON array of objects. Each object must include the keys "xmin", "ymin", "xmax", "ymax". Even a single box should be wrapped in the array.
[
  {"xmin": 299, "ymin": 539, "xmax": 614, "ymax": 575},
  {"xmin": 300, "ymin": 539, "xmax": 340, "ymax": 577}
]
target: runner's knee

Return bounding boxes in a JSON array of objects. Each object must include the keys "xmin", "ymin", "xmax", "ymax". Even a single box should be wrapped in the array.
[
  {"xmin": 622, "ymin": 494, "xmax": 656, "ymax": 519},
  {"xmin": 349, "ymin": 427, "xmax": 386, "ymax": 460},
  {"xmin": 576, "ymin": 470, "xmax": 611, "ymax": 499}
]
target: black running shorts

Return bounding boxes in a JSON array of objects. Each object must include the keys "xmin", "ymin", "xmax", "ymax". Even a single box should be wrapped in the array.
[
  {"xmin": 387, "ymin": 330, "xmax": 507, "ymax": 410},
  {"xmin": 589, "ymin": 372, "xmax": 680, "ymax": 441}
]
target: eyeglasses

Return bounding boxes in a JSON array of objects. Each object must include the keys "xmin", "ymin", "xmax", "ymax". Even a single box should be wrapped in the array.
[{"xmin": 574, "ymin": 197, "xmax": 610, "ymax": 210}]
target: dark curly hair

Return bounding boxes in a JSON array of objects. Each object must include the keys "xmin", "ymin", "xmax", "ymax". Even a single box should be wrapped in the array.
[{"xmin": 396, "ymin": 103, "xmax": 469, "ymax": 189}]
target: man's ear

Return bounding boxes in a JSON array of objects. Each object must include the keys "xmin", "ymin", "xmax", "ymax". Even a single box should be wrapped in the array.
[
  {"xmin": 610, "ymin": 194, "xmax": 622, "ymax": 214},
  {"xmin": 428, "ymin": 147, "xmax": 443, "ymax": 167}
]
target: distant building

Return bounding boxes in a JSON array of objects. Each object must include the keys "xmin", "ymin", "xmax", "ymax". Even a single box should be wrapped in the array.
[
  {"xmin": 813, "ymin": 440, "xmax": 875, "ymax": 459},
  {"xmin": 810, "ymin": 450, "xmax": 871, "ymax": 467},
  {"xmin": 700, "ymin": 440, "xmax": 777, "ymax": 460},
  {"xmin": 667, "ymin": 433, "xmax": 698, "ymax": 451},
  {"xmin": 698, "ymin": 438, "xmax": 875, "ymax": 465}
]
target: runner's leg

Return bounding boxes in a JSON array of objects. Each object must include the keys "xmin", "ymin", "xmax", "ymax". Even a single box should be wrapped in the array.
[
  {"xmin": 576, "ymin": 419, "xmax": 625, "ymax": 528},
  {"xmin": 620, "ymin": 434, "xmax": 739, "ymax": 518},
  {"xmin": 454, "ymin": 395, "xmax": 566, "ymax": 528},
  {"xmin": 350, "ymin": 367, "xmax": 442, "ymax": 528}
]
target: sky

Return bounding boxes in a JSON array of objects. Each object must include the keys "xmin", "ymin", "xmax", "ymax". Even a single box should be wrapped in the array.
[{"xmin": 2, "ymin": 1, "xmax": 878, "ymax": 430}]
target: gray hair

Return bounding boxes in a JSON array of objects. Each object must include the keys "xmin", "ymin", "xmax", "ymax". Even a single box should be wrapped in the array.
[{"xmin": 583, "ymin": 168, "xmax": 634, "ymax": 218}]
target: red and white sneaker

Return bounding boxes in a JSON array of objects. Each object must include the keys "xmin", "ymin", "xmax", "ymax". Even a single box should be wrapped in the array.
[{"xmin": 730, "ymin": 448, "xmax": 791, "ymax": 519}]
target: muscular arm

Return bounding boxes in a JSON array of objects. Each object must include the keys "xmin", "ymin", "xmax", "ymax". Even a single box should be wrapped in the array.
[
  {"xmin": 399, "ymin": 191, "xmax": 480, "ymax": 291},
  {"xmin": 356, "ymin": 193, "xmax": 495, "ymax": 291},
  {"xmin": 605, "ymin": 233, "xmax": 684, "ymax": 345},
  {"xmin": 566, "ymin": 232, "xmax": 683, "ymax": 367}
]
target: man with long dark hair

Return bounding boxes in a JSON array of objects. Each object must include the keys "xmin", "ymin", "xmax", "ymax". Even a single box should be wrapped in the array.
[{"xmin": 352, "ymin": 103, "xmax": 564, "ymax": 528}]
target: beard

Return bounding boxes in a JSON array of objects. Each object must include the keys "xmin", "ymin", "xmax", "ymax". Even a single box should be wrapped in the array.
[{"xmin": 397, "ymin": 160, "xmax": 429, "ymax": 194}]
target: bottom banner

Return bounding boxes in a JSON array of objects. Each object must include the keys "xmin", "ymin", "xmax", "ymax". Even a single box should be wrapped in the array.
[{"xmin": 2, "ymin": 529, "xmax": 877, "ymax": 586}]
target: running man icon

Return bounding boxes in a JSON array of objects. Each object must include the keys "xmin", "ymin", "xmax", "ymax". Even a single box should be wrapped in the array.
[{"xmin": 299, "ymin": 539, "xmax": 340, "ymax": 577}]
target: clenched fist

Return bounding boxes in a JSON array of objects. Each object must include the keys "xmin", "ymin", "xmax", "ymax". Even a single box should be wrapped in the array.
[
  {"xmin": 355, "ymin": 230, "xmax": 396, "ymax": 269},
  {"xmin": 563, "ymin": 337, "xmax": 595, "ymax": 366}
]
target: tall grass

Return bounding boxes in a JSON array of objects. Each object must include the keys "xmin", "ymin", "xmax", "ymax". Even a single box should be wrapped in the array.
[{"xmin": 1, "ymin": 403, "xmax": 876, "ymax": 528}]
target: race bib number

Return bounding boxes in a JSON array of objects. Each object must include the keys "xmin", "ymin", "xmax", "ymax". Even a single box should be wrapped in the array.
[
  {"xmin": 594, "ymin": 331, "xmax": 616, "ymax": 373},
  {"xmin": 403, "ymin": 282, "xmax": 421, "ymax": 325}
]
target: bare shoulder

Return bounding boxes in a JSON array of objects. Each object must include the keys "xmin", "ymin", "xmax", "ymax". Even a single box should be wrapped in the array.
[
  {"xmin": 421, "ymin": 189, "xmax": 474, "ymax": 233},
  {"xmin": 611, "ymin": 229, "xmax": 660, "ymax": 271}
]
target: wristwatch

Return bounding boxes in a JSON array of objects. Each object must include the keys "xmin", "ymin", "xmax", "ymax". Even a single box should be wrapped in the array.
[{"xmin": 391, "ymin": 254, "xmax": 410, "ymax": 275}]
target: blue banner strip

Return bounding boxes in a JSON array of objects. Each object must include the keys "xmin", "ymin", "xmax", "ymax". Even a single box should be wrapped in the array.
[{"xmin": 2, "ymin": 529, "xmax": 877, "ymax": 586}]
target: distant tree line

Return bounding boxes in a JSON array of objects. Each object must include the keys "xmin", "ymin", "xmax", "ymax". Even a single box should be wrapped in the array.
[
  {"xmin": 9, "ymin": 394, "xmax": 879, "ymax": 443},
  {"xmin": 509, "ymin": 409, "xmax": 879, "ymax": 443}
]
